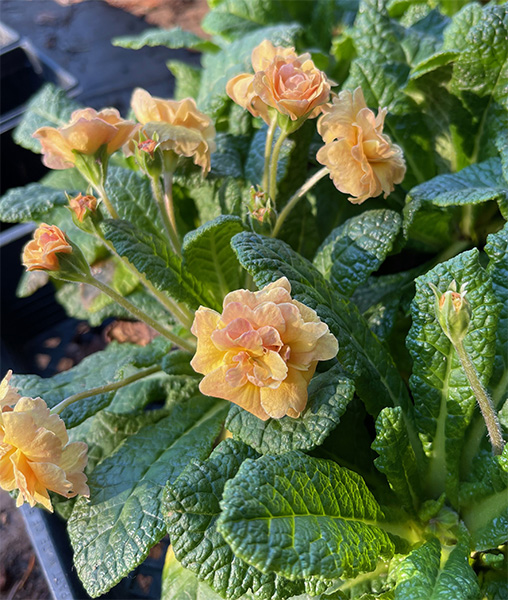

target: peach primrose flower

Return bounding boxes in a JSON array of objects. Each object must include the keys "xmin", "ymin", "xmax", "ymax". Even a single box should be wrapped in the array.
[
  {"xmin": 317, "ymin": 87, "xmax": 406, "ymax": 204},
  {"xmin": 0, "ymin": 378, "xmax": 89, "ymax": 512},
  {"xmin": 226, "ymin": 40, "xmax": 331, "ymax": 123},
  {"xmin": 130, "ymin": 89, "xmax": 216, "ymax": 174},
  {"xmin": 22, "ymin": 224, "xmax": 72, "ymax": 272},
  {"xmin": 34, "ymin": 108, "xmax": 138, "ymax": 170},
  {"xmin": 190, "ymin": 277, "xmax": 338, "ymax": 420},
  {"xmin": 69, "ymin": 193, "xmax": 98, "ymax": 222}
]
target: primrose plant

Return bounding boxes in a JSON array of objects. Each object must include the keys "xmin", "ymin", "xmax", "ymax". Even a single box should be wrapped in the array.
[{"xmin": 0, "ymin": 0, "xmax": 507, "ymax": 598}]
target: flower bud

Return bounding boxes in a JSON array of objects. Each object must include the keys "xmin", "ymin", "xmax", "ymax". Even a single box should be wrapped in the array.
[
  {"xmin": 248, "ymin": 187, "xmax": 273, "ymax": 223},
  {"xmin": 22, "ymin": 224, "xmax": 91, "ymax": 283},
  {"xmin": 68, "ymin": 193, "xmax": 98, "ymax": 222},
  {"xmin": 134, "ymin": 133, "xmax": 163, "ymax": 179},
  {"xmin": 429, "ymin": 281, "xmax": 472, "ymax": 343}
]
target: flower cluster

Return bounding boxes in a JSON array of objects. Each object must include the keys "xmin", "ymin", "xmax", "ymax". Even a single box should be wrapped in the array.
[
  {"xmin": 0, "ymin": 372, "xmax": 89, "ymax": 512},
  {"xmin": 227, "ymin": 40, "xmax": 331, "ymax": 124},
  {"xmin": 191, "ymin": 277, "xmax": 338, "ymax": 420},
  {"xmin": 317, "ymin": 87, "xmax": 406, "ymax": 203}
]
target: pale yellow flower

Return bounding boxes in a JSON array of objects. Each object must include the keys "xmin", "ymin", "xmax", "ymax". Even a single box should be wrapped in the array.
[
  {"xmin": 226, "ymin": 40, "xmax": 331, "ymax": 123},
  {"xmin": 0, "ymin": 377, "xmax": 89, "ymax": 512},
  {"xmin": 190, "ymin": 277, "xmax": 338, "ymax": 420},
  {"xmin": 0, "ymin": 371, "xmax": 20, "ymax": 410},
  {"xmin": 317, "ymin": 87, "xmax": 406, "ymax": 204},
  {"xmin": 34, "ymin": 108, "xmax": 138, "ymax": 170},
  {"xmin": 130, "ymin": 89, "xmax": 216, "ymax": 174},
  {"xmin": 22, "ymin": 224, "xmax": 72, "ymax": 272}
]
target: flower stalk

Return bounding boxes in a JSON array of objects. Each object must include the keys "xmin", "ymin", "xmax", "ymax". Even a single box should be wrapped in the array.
[
  {"xmin": 50, "ymin": 364, "xmax": 163, "ymax": 415},
  {"xmin": 84, "ymin": 272, "xmax": 195, "ymax": 352},
  {"xmin": 272, "ymin": 167, "xmax": 329, "ymax": 237},
  {"xmin": 262, "ymin": 115, "xmax": 278, "ymax": 192},
  {"xmin": 150, "ymin": 174, "xmax": 181, "ymax": 256},
  {"xmin": 268, "ymin": 128, "xmax": 289, "ymax": 203}
]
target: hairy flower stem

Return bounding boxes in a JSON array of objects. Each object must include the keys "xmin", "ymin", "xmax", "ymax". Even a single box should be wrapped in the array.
[
  {"xmin": 93, "ymin": 227, "xmax": 193, "ymax": 328},
  {"xmin": 150, "ymin": 175, "xmax": 181, "ymax": 256},
  {"xmin": 272, "ymin": 167, "xmax": 329, "ymax": 237},
  {"xmin": 50, "ymin": 365, "xmax": 162, "ymax": 415},
  {"xmin": 163, "ymin": 172, "xmax": 182, "ymax": 255},
  {"xmin": 85, "ymin": 273, "xmax": 195, "ymax": 352},
  {"xmin": 262, "ymin": 116, "xmax": 278, "ymax": 192},
  {"xmin": 95, "ymin": 182, "xmax": 119, "ymax": 220},
  {"xmin": 268, "ymin": 129, "xmax": 289, "ymax": 203},
  {"xmin": 454, "ymin": 340, "xmax": 504, "ymax": 455}
]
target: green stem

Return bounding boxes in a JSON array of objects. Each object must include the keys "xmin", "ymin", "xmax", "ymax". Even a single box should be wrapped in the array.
[
  {"xmin": 93, "ymin": 227, "xmax": 193, "ymax": 328},
  {"xmin": 86, "ymin": 273, "xmax": 196, "ymax": 352},
  {"xmin": 268, "ymin": 128, "xmax": 289, "ymax": 203},
  {"xmin": 163, "ymin": 172, "xmax": 182, "ymax": 255},
  {"xmin": 96, "ymin": 183, "xmax": 119, "ymax": 220},
  {"xmin": 150, "ymin": 175, "xmax": 181, "ymax": 256},
  {"xmin": 455, "ymin": 340, "xmax": 504, "ymax": 455},
  {"xmin": 262, "ymin": 116, "xmax": 278, "ymax": 192},
  {"xmin": 272, "ymin": 167, "xmax": 329, "ymax": 237},
  {"xmin": 50, "ymin": 365, "xmax": 161, "ymax": 415}
]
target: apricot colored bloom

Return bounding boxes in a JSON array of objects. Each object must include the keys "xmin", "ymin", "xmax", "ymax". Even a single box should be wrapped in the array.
[
  {"xmin": 34, "ymin": 108, "xmax": 138, "ymax": 170},
  {"xmin": 317, "ymin": 87, "xmax": 406, "ymax": 204},
  {"xmin": 69, "ymin": 193, "xmax": 97, "ymax": 222},
  {"xmin": 191, "ymin": 277, "xmax": 338, "ymax": 420},
  {"xmin": 22, "ymin": 224, "xmax": 72, "ymax": 272},
  {"xmin": 0, "ymin": 371, "xmax": 20, "ymax": 410},
  {"xmin": 0, "ymin": 384, "xmax": 89, "ymax": 511},
  {"xmin": 227, "ymin": 40, "xmax": 331, "ymax": 123},
  {"xmin": 130, "ymin": 89, "xmax": 216, "ymax": 174}
]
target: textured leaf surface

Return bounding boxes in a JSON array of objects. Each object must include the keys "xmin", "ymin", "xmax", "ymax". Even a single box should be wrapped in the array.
[
  {"xmin": 182, "ymin": 216, "xmax": 245, "ymax": 307},
  {"xmin": 13, "ymin": 83, "xmax": 81, "ymax": 153},
  {"xmin": 104, "ymin": 166, "xmax": 166, "ymax": 239},
  {"xmin": 11, "ymin": 339, "xmax": 170, "ymax": 428},
  {"xmin": 226, "ymin": 365, "xmax": 354, "ymax": 455},
  {"xmin": 373, "ymin": 407, "xmax": 420, "ymax": 512},
  {"xmin": 68, "ymin": 396, "xmax": 227, "ymax": 597},
  {"xmin": 167, "ymin": 60, "xmax": 202, "ymax": 101},
  {"xmin": 102, "ymin": 219, "xmax": 216, "ymax": 309},
  {"xmin": 231, "ymin": 232, "xmax": 415, "ymax": 424},
  {"xmin": 407, "ymin": 250, "xmax": 500, "ymax": 504},
  {"xmin": 393, "ymin": 537, "xmax": 480, "ymax": 599},
  {"xmin": 0, "ymin": 184, "xmax": 67, "ymax": 222},
  {"xmin": 165, "ymin": 439, "xmax": 302, "ymax": 599},
  {"xmin": 485, "ymin": 223, "xmax": 508, "ymax": 405},
  {"xmin": 404, "ymin": 158, "xmax": 508, "ymax": 235},
  {"xmin": 161, "ymin": 547, "xmax": 225, "ymax": 600},
  {"xmin": 314, "ymin": 210, "xmax": 401, "ymax": 297},
  {"xmin": 217, "ymin": 451, "xmax": 396, "ymax": 581},
  {"xmin": 112, "ymin": 26, "xmax": 219, "ymax": 52}
]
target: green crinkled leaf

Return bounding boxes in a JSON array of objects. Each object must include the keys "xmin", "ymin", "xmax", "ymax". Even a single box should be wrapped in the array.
[
  {"xmin": 68, "ymin": 396, "xmax": 228, "ymax": 598},
  {"xmin": 442, "ymin": 3, "xmax": 483, "ymax": 52},
  {"xmin": 182, "ymin": 215, "xmax": 246, "ymax": 307},
  {"xmin": 485, "ymin": 223, "xmax": 508, "ymax": 406},
  {"xmin": 231, "ymin": 232, "xmax": 415, "ymax": 425},
  {"xmin": 112, "ymin": 26, "xmax": 219, "ymax": 52},
  {"xmin": 313, "ymin": 210, "xmax": 401, "ymax": 297},
  {"xmin": 165, "ymin": 439, "xmax": 303, "ymax": 599},
  {"xmin": 210, "ymin": 133, "xmax": 245, "ymax": 179},
  {"xmin": 217, "ymin": 451, "xmax": 396, "ymax": 581},
  {"xmin": 197, "ymin": 24, "xmax": 302, "ymax": 118},
  {"xmin": 104, "ymin": 166, "xmax": 166, "ymax": 239},
  {"xmin": 404, "ymin": 158, "xmax": 508, "ymax": 236},
  {"xmin": 407, "ymin": 249, "xmax": 500, "ymax": 505},
  {"xmin": 461, "ymin": 446, "xmax": 508, "ymax": 552},
  {"xmin": 409, "ymin": 50, "xmax": 460, "ymax": 80},
  {"xmin": 13, "ymin": 83, "xmax": 81, "ymax": 153},
  {"xmin": 40, "ymin": 167, "xmax": 88, "ymax": 191},
  {"xmin": 167, "ymin": 60, "xmax": 202, "ymax": 101},
  {"xmin": 161, "ymin": 547, "xmax": 225, "ymax": 600},
  {"xmin": 11, "ymin": 338, "xmax": 171, "ymax": 428},
  {"xmin": 226, "ymin": 365, "xmax": 354, "ymax": 455},
  {"xmin": 373, "ymin": 407, "xmax": 420, "ymax": 512},
  {"xmin": 102, "ymin": 218, "xmax": 217, "ymax": 310},
  {"xmin": 0, "ymin": 183, "xmax": 67, "ymax": 222},
  {"xmin": 393, "ymin": 537, "xmax": 480, "ymax": 599}
]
